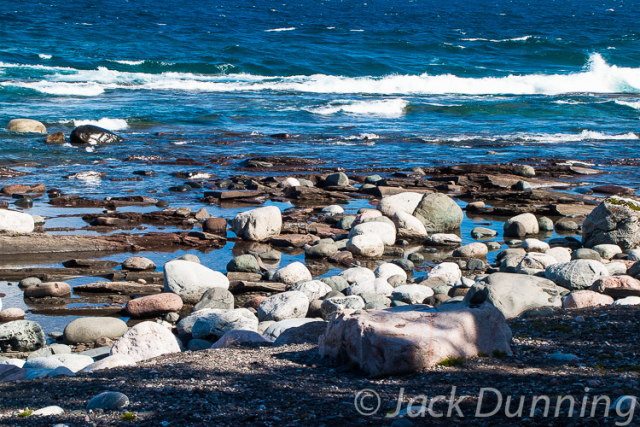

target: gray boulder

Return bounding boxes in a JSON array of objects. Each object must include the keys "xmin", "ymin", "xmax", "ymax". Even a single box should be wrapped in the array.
[
  {"xmin": 63, "ymin": 317, "xmax": 128, "ymax": 344},
  {"xmin": 413, "ymin": 193, "xmax": 463, "ymax": 232},
  {"xmin": 0, "ymin": 320, "xmax": 46, "ymax": 352},
  {"xmin": 210, "ymin": 330, "xmax": 272, "ymax": 348},
  {"xmin": 192, "ymin": 288, "xmax": 234, "ymax": 312},
  {"xmin": 86, "ymin": 391, "xmax": 129, "ymax": 410},
  {"xmin": 257, "ymin": 291, "xmax": 309, "ymax": 322},
  {"xmin": 273, "ymin": 321, "xmax": 327, "ymax": 346},
  {"xmin": 320, "ymin": 296, "xmax": 365, "ymax": 320},
  {"xmin": 325, "ymin": 172, "xmax": 349, "ymax": 186},
  {"xmin": 263, "ymin": 318, "xmax": 321, "ymax": 341},
  {"xmin": 164, "ymin": 260, "xmax": 229, "ymax": 304},
  {"xmin": 464, "ymin": 273, "xmax": 563, "ymax": 319},
  {"xmin": 191, "ymin": 308, "xmax": 258, "ymax": 340},
  {"xmin": 226, "ymin": 254, "xmax": 260, "ymax": 273},
  {"xmin": 582, "ymin": 199, "xmax": 640, "ymax": 250},
  {"xmin": 545, "ymin": 260, "xmax": 608, "ymax": 290}
]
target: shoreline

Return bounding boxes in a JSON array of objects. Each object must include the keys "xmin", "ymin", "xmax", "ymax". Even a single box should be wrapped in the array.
[{"xmin": 1, "ymin": 148, "xmax": 640, "ymax": 426}]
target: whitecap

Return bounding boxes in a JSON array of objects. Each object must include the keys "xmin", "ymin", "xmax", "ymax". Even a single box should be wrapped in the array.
[
  {"xmin": 615, "ymin": 100, "xmax": 640, "ymax": 109},
  {"xmin": 109, "ymin": 59, "xmax": 145, "ymax": 65},
  {"xmin": 2, "ymin": 53, "xmax": 639, "ymax": 97},
  {"xmin": 38, "ymin": 54, "xmax": 52, "ymax": 59},
  {"xmin": 73, "ymin": 118, "xmax": 128, "ymax": 130},
  {"xmin": 0, "ymin": 81, "xmax": 105, "ymax": 96},
  {"xmin": 265, "ymin": 27, "xmax": 296, "ymax": 32},
  {"xmin": 307, "ymin": 99, "xmax": 408, "ymax": 117}
]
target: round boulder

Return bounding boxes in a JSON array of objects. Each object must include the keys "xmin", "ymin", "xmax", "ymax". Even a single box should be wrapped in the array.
[
  {"xmin": 346, "ymin": 234, "xmax": 384, "ymax": 258},
  {"xmin": 7, "ymin": 119, "xmax": 46, "ymax": 134},
  {"xmin": 63, "ymin": 317, "xmax": 128, "ymax": 344},
  {"xmin": 412, "ymin": 193, "xmax": 463, "ymax": 233},
  {"xmin": 273, "ymin": 262, "xmax": 312, "ymax": 286},
  {"xmin": 504, "ymin": 213, "xmax": 539, "ymax": 237},
  {"xmin": 257, "ymin": 291, "xmax": 309, "ymax": 322}
]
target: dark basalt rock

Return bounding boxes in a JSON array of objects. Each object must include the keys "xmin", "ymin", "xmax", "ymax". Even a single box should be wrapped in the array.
[{"xmin": 70, "ymin": 125, "xmax": 123, "ymax": 145}]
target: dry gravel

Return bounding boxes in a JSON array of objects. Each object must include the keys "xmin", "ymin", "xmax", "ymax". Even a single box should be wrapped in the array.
[{"xmin": 1, "ymin": 305, "xmax": 639, "ymax": 426}]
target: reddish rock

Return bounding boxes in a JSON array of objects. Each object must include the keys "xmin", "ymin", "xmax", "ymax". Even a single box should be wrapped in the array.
[
  {"xmin": 1, "ymin": 184, "xmax": 30, "ymax": 195},
  {"xmin": 244, "ymin": 296, "xmax": 268, "ymax": 310},
  {"xmin": 202, "ymin": 217, "xmax": 227, "ymax": 235},
  {"xmin": 591, "ymin": 185, "xmax": 635, "ymax": 196},
  {"xmin": 319, "ymin": 304, "xmax": 512, "ymax": 377},
  {"xmin": 1, "ymin": 183, "xmax": 45, "ymax": 195},
  {"xmin": 590, "ymin": 275, "xmax": 640, "ymax": 293},
  {"xmin": 563, "ymin": 290, "xmax": 614, "ymax": 309},
  {"xmin": 126, "ymin": 293, "xmax": 184, "ymax": 317},
  {"xmin": 24, "ymin": 282, "xmax": 71, "ymax": 298},
  {"xmin": 269, "ymin": 234, "xmax": 318, "ymax": 248},
  {"xmin": 0, "ymin": 308, "xmax": 25, "ymax": 322},
  {"xmin": 45, "ymin": 131, "xmax": 66, "ymax": 143}
]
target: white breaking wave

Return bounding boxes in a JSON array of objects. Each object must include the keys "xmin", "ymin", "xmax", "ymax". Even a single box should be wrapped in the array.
[
  {"xmin": 615, "ymin": 100, "xmax": 640, "ymax": 110},
  {"xmin": 109, "ymin": 59, "xmax": 145, "ymax": 65},
  {"xmin": 344, "ymin": 133, "xmax": 380, "ymax": 140},
  {"xmin": 308, "ymin": 99, "xmax": 408, "ymax": 117},
  {"xmin": 39, "ymin": 54, "xmax": 52, "ymax": 59},
  {"xmin": 490, "ymin": 35, "xmax": 537, "ymax": 43},
  {"xmin": 265, "ymin": 27, "xmax": 296, "ymax": 32},
  {"xmin": 73, "ymin": 118, "xmax": 128, "ymax": 130},
  {"xmin": 2, "ymin": 53, "xmax": 639, "ymax": 96},
  {"xmin": 421, "ymin": 130, "xmax": 638, "ymax": 144},
  {"xmin": 1, "ymin": 81, "xmax": 105, "ymax": 96}
]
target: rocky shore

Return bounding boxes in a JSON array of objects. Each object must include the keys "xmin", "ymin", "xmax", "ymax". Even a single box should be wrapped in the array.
[{"xmin": 1, "ymin": 123, "xmax": 640, "ymax": 425}]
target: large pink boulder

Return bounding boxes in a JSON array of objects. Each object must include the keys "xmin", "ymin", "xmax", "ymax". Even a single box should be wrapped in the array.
[
  {"xmin": 590, "ymin": 275, "xmax": 640, "ymax": 293},
  {"xmin": 125, "ymin": 293, "xmax": 183, "ymax": 318},
  {"xmin": 318, "ymin": 304, "xmax": 512, "ymax": 377},
  {"xmin": 563, "ymin": 290, "xmax": 614, "ymax": 309}
]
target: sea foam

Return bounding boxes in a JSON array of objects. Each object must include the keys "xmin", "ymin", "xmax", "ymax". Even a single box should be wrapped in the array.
[
  {"xmin": 2, "ymin": 53, "xmax": 639, "ymax": 96},
  {"xmin": 73, "ymin": 118, "xmax": 128, "ymax": 130},
  {"xmin": 308, "ymin": 99, "xmax": 408, "ymax": 117}
]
